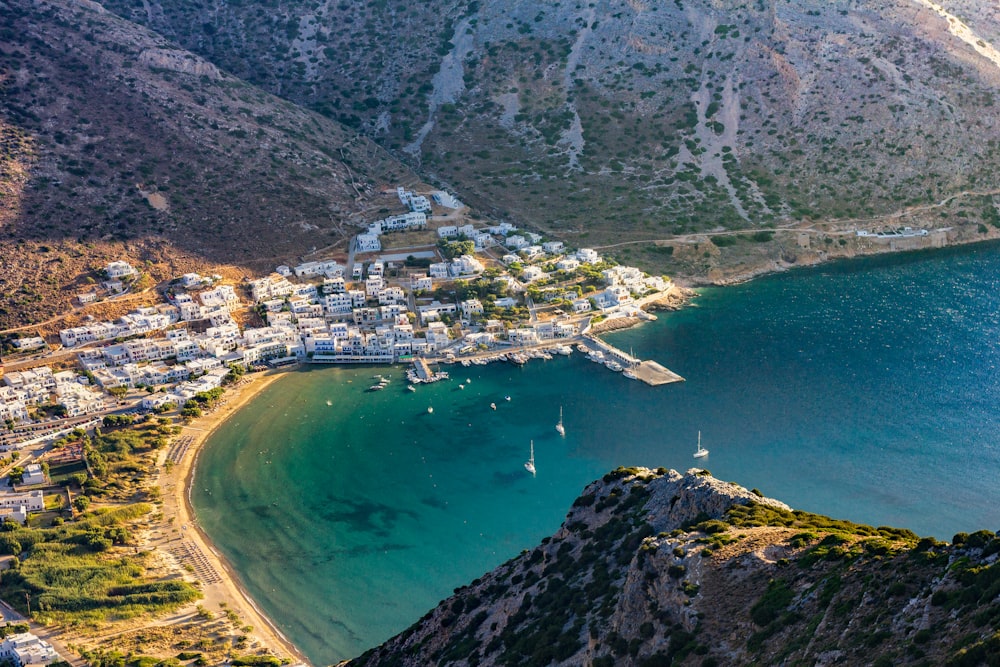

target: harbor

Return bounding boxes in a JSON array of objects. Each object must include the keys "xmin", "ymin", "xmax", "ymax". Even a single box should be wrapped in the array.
[{"xmin": 413, "ymin": 330, "xmax": 684, "ymax": 387}]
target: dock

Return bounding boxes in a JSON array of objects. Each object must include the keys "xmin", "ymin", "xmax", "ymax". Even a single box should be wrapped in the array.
[
  {"xmin": 412, "ymin": 357, "xmax": 433, "ymax": 382},
  {"xmin": 633, "ymin": 361, "xmax": 684, "ymax": 386},
  {"xmin": 579, "ymin": 335, "xmax": 684, "ymax": 386}
]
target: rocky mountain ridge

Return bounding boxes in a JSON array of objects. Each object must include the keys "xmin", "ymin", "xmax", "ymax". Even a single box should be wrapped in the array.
[
  {"xmin": 0, "ymin": 0, "xmax": 417, "ymax": 327},
  {"xmin": 103, "ymin": 0, "xmax": 1000, "ymax": 268},
  {"xmin": 348, "ymin": 468, "xmax": 1000, "ymax": 666}
]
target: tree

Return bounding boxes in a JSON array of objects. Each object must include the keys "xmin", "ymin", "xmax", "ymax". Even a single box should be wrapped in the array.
[
  {"xmin": 224, "ymin": 364, "xmax": 246, "ymax": 385},
  {"xmin": 73, "ymin": 495, "xmax": 90, "ymax": 512},
  {"xmin": 8, "ymin": 467, "xmax": 23, "ymax": 485}
]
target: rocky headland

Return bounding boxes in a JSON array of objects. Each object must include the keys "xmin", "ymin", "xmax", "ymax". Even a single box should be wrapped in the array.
[{"xmin": 348, "ymin": 468, "xmax": 1000, "ymax": 666}]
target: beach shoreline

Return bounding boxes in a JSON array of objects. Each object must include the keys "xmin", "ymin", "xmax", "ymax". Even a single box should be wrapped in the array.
[{"xmin": 159, "ymin": 369, "xmax": 312, "ymax": 665}]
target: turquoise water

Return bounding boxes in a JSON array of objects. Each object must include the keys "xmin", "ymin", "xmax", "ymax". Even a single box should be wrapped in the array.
[{"xmin": 193, "ymin": 243, "xmax": 1000, "ymax": 664}]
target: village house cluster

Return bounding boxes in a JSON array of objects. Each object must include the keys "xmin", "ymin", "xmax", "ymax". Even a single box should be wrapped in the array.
[
  {"xmin": 4, "ymin": 188, "xmax": 673, "ymax": 441},
  {"xmin": 1, "ymin": 366, "xmax": 106, "ymax": 424}
]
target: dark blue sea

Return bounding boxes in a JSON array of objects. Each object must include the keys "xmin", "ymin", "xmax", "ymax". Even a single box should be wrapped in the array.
[{"xmin": 193, "ymin": 243, "xmax": 1000, "ymax": 664}]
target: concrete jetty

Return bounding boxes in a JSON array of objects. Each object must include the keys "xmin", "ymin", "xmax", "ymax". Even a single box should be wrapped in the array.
[
  {"xmin": 633, "ymin": 361, "xmax": 684, "ymax": 386},
  {"xmin": 578, "ymin": 335, "xmax": 684, "ymax": 386},
  {"xmin": 413, "ymin": 357, "xmax": 434, "ymax": 382}
]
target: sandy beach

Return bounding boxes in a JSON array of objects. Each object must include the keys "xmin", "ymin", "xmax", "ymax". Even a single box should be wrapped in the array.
[
  {"xmin": 51, "ymin": 369, "xmax": 316, "ymax": 665},
  {"xmin": 156, "ymin": 369, "xmax": 312, "ymax": 664}
]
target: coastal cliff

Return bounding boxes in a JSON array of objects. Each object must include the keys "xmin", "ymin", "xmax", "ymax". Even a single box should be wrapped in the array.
[{"xmin": 348, "ymin": 468, "xmax": 1000, "ymax": 666}]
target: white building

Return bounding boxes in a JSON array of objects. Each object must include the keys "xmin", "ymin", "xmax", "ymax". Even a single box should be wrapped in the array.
[
  {"xmin": 494, "ymin": 297, "xmax": 518, "ymax": 309},
  {"xmin": 451, "ymin": 255, "xmax": 484, "ymax": 277},
  {"xmin": 576, "ymin": 248, "xmax": 601, "ymax": 264},
  {"xmin": 0, "ymin": 491, "xmax": 43, "ymax": 513},
  {"xmin": 437, "ymin": 226, "xmax": 458, "ymax": 238},
  {"xmin": 410, "ymin": 274, "xmax": 433, "ymax": 292},
  {"xmin": 324, "ymin": 293, "xmax": 354, "ymax": 315},
  {"xmin": 199, "ymin": 285, "xmax": 240, "ymax": 310},
  {"xmin": 105, "ymin": 260, "xmax": 137, "ymax": 279},
  {"xmin": 521, "ymin": 245, "xmax": 544, "ymax": 260},
  {"xmin": 409, "ymin": 195, "xmax": 432, "ymax": 213},
  {"xmin": 521, "ymin": 266, "xmax": 547, "ymax": 282},
  {"xmin": 488, "ymin": 222, "xmax": 518, "ymax": 236},
  {"xmin": 180, "ymin": 273, "xmax": 204, "ymax": 287},
  {"xmin": 20, "ymin": 464, "xmax": 45, "ymax": 487},
  {"xmin": 506, "ymin": 235, "xmax": 529, "ymax": 250},
  {"xmin": 0, "ymin": 633, "xmax": 61, "ymax": 667},
  {"xmin": 356, "ymin": 234, "xmax": 382, "ymax": 252},
  {"xmin": 556, "ymin": 257, "xmax": 581, "ymax": 272},
  {"xmin": 542, "ymin": 241, "xmax": 565, "ymax": 254},
  {"xmin": 432, "ymin": 191, "xmax": 462, "ymax": 208},
  {"xmin": 378, "ymin": 287, "xmax": 406, "ymax": 305},
  {"xmin": 294, "ymin": 260, "xmax": 345, "ymax": 278},
  {"xmin": 370, "ymin": 211, "xmax": 427, "ymax": 234},
  {"xmin": 473, "ymin": 232, "xmax": 495, "ymax": 250},
  {"xmin": 460, "ymin": 299, "xmax": 484, "ymax": 319},
  {"xmin": 10, "ymin": 337, "xmax": 44, "ymax": 352},
  {"xmin": 429, "ymin": 262, "xmax": 451, "ymax": 279}
]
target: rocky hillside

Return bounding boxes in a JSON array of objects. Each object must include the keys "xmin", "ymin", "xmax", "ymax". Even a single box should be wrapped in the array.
[
  {"xmin": 348, "ymin": 468, "xmax": 1000, "ymax": 666},
  {"xmin": 0, "ymin": 0, "xmax": 415, "ymax": 327},
  {"xmin": 103, "ymin": 0, "xmax": 1000, "ymax": 256}
]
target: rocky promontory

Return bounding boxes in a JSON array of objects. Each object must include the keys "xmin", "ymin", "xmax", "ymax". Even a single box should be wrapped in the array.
[{"xmin": 349, "ymin": 468, "xmax": 1000, "ymax": 666}]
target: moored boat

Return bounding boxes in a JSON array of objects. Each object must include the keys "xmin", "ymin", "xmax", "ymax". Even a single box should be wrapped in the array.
[
  {"xmin": 524, "ymin": 440, "xmax": 536, "ymax": 475},
  {"xmin": 693, "ymin": 431, "xmax": 709, "ymax": 459}
]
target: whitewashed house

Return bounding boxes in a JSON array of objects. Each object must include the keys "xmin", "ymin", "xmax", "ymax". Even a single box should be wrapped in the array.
[
  {"xmin": 105, "ymin": 260, "xmax": 137, "ymax": 279},
  {"xmin": 556, "ymin": 257, "xmax": 580, "ymax": 272},
  {"xmin": 410, "ymin": 274, "xmax": 433, "ymax": 292},
  {"xmin": 506, "ymin": 235, "xmax": 528, "ymax": 250},
  {"xmin": 460, "ymin": 299, "xmax": 484, "ymax": 319},
  {"xmin": 356, "ymin": 234, "xmax": 381, "ymax": 252},
  {"xmin": 429, "ymin": 262, "xmax": 451, "ymax": 279}
]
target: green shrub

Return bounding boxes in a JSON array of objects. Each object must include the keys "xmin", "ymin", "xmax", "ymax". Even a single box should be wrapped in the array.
[{"xmin": 750, "ymin": 579, "xmax": 793, "ymax": 626}]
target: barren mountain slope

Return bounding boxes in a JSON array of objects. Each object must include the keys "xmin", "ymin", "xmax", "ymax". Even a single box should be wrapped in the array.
[
  {"xmin": 348, "ymin": 468, "xmax": 1000, "ymax": 666},
  {"xmin": 0, "ymin": 0, "xmax": 414, "ymax": 327},
  {"xmin": 103, "ymin": 0, "xmax": 1000, "ymax": 251}
]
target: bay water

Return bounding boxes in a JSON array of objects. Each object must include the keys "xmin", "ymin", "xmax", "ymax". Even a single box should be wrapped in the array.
[{"xmin": 193, "ymin": 243, "xmax": 1000, "ymax": 664}]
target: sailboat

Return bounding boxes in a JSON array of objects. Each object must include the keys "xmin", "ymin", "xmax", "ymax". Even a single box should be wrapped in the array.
[
  {"xmin": 524, "ymin": 440, "xmax": 536, "ymax": 475},
  {"xmin": 693, "ymin": 431, "xmax": 709, "ymax": 458},
  {"xmin": 555, "ymin": 406, "xmax": 565, "ymax": 436}
]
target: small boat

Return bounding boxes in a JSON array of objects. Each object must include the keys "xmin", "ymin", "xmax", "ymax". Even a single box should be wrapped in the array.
[
  {"xmin": 326, "ymin": 400, "xmax": 333, "ymax": 406},
  {"xmin": 556, "ymin": 406, "xmax": 565, "ymax": 437},
  {"xmin": 693, "ymin": 431, "xmax": 709, "ymax": 459},
  {"xmin": 605, "ymin": 361, "xmax": 623, "ymax": 372},
  {"xmin": 459, "ymin": 384, "xmax": 465, "ymax": 389},
  {"xmin": 524, "ymin": 440, "xmax": 536, "ymax": 475},
  {"xmin": 505, "ymin": 395, "xmax": 511, "ymax": 402},
  {"xmin": 490, "ymin": 402, "xmax": 497, "ymax": 410},
  {"xmin": 427, "ymin": 406, "xmax": 434, "ymax": 414},
  {"xmin": 407, "ymin": 385, "xmax": 416, "ymax": 392},
  {"xmin": 623, "ymin": 369, "xmax": 638, "ymax": 380}
]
